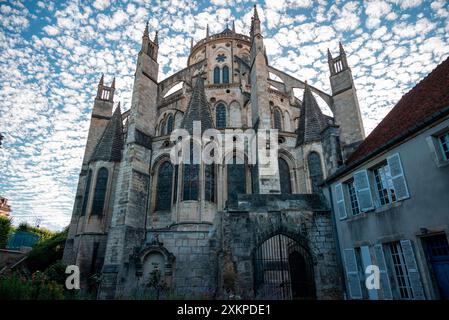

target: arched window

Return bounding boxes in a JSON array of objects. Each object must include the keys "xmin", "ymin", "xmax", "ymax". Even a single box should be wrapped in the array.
[
  {"xmin": 216, "ymin": 103, "xmax": 226, "ymax": 129},
  {"xmin": 278, "ymin": 158, "xmax": 292, "ymax": 194},
  {"xmin": 92, "ymin": 167, "xmax": 108, "ymax": 215},
  {"xmin": 80, "ymin": 169, "xmax": 92, "ymax": 216},
  {"xmin": 227, "ymin": 156, "xmax": 246, "ymax": 204},
  {"xmin": 222, "ymin": 65, "xmax": 229, "ymax": 84},
  {"xmin": 274, "ymin": 108, "xmax": 282, "ymax": 131},
  {"xmin": 308, "ymin": 152, "xmax": 323, "ymax": 194},
  {"xmin": 214, "ymin": 66, "xmax": 221, "ymax": 84},
  {"xmin": 205, "ymin": 164, "xmax": 215, "ymax": 202},
  {"xmin": 156, "ymin": 161, "xmax": 174, "ymax": 211},
  {"xmin": 166, "ymin": 115, "xmax": 174, "ymax": 135},
  {"xmin": 160, "ymin": 119, "xmax": 166, "ymax": 136},
  {"xmin": 183, "ymin": 142, "xmax": 199, "ymax": 201}
]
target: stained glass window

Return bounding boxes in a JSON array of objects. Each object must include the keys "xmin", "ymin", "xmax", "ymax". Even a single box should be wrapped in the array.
[
  {"xmin": 80, "ymin": 170, "xmax": 92, "ymax": 216},
  {"xmin": 278, "ymin": 158, "xmax": 292, "ymax": 194},
  {"xmin": 216, "ymin": 103, "xmax": 226, "ymax": 128},
  {"xmin": 274, "ymin": 108, "xmax": 282, "ymax": 131},
  {"xmin": 227, "ymin": 156, "xmax": 246, "ymax": 203},
  {"xmin": 160, "ymin": 119, "xmax": 166, "ymax": 136},
  {"xmin": 214, "ymin": 66, "xmax": 220, "ymax": 84},
  {"xmin": 205, "ymin": 164, "xmax": 215, "ymax": 202},
  {"xmin": 222, "ymin": 65, "xmax": 229, "ymax": 84},
  {"xmin": 307, "ymin": 152, "xmax": 323, "ymax": 194},
  {"xmin": 183, "ymin": 142, "xmax": 199, "ymax": 201},
  {"xmin": 156, "ymin": 161, "xmax": 173, "ymax": 211},
  {"xmin": 216, "ymin": 54, "xmax": 226, "ymax": 62},
  {"xmin": 166, "ymin": 115, "xmax": 174, "ymax": 135},
  {"xmin": 92, "ymin": 167, "xmax": 108, "ymax": 215}
]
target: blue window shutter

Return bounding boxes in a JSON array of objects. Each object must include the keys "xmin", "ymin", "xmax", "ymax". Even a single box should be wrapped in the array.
[
  {"xmin": 400, "ymin": 240, "xmax": 425, "ymax": 299},
  {"xmin": 343, "ymin": 248, "xmax": 363, "ymax": 299},
  {"xmin": 353, "ymin": 169, "xmax": 374, "ymax": 211},
  {"xmin": 334, "ymin": 183, "xmax": 347, "ymax": 219},
  {"xmin": 387, "ymin": 153, "xmax": 410, "ymax": 201},
  {"xmin": 374, "ymin": 244, "xmax": 393, "ymax": 299}
]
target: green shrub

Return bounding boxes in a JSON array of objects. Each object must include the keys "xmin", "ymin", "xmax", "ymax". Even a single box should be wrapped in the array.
[
  {"xmin": 0, "ymin": 273, "xmax": 64, "ymax": 300},
  {"xmin": 16, "ymin": 222, "xmax": 54, "ymax": 241},
  {"xmin": 0, "ymin": 216, "xmax": 12, "ymax": 248},
  {"xmin": 26, "ymin": 228, "xmax": 67, "ymax": 273}
]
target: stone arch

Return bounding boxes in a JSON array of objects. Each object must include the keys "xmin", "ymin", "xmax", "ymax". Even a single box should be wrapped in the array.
[
  {"xmin": 252, "ymin": 231, "xmax": 316, "ymax": 299},
  {"xmin": 222, "ymin": 149, "xmax": 252, "ymax": 205},
  {"xmin": 229, "ymin": 100, "xmax": 242, "ymax": 127},
  {"xmin": 214, "ymin": 101, "xmax": 228, "ymax": 128},
  {"xmin": 278, "ymin": 149, "xmax": 297, "ymax": 193},
  {"xmin": 283, "ymin": 110, "xmax": 292, "ymax": 132},
  {"xmin": 150, "ymin": 154, "xmax": 176, "ymax": 213},
  {"xmin": 306, "ymin": 150, "xmax": 324, "ymax": 194}
]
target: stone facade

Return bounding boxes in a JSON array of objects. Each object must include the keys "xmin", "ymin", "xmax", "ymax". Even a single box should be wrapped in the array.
[{"xmin": 63, "ymin": 6, "xmax": 366, "ymax": 299}]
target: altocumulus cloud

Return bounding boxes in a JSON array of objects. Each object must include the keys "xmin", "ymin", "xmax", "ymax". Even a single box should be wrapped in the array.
[{"xmin": 0, "ymin": 0, "xmax": 448, "ymax": 230}]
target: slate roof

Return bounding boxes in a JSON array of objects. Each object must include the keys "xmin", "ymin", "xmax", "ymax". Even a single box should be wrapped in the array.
[
  {"xmin": 296, "ymin": 82, "xmax": 329, "ymax": 146},
  {"xmin": 180, "ymin": 76, "xmax": 215, "ymax": 134},
  {"xmin": 347, "ymin": 56, "xmax": 449, "ymax": 164},
  {"xmin": 90, "ymin": 104, "xmax": 124, "ymax": 162}
]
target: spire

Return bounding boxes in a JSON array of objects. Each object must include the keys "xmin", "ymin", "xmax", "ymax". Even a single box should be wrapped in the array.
[
  {"xmin": 253, "ymin": 4, "xmax": 259, "ymax": 21},
  {"xmin": 180, "ymin": 75, "xmax": 214, "ymax": 135},
  {"xmin": 90, "ymin": 103, "xmax": 124, "ymax": 163},
  {"xmin": 339, "ymin": 41, "xmax": 346, "ymax": 56},
  {"xmin": 153, "ymin": 30, "xmax": 159, "ymax": 45},
  {"xmin": 327, "ymin": 48, "xmax": 333, "ymax": 61},
  {"xmin": 296, "ymin": 82, "xmax": 328, "ymax": 147},
  {"xmin": 206, "ymin": 24, "xmax": 209, "ymax": 38},
  {"xmin": 111, "ymin": 77, "xmax": 116, "ymax": 89},
  {"xmin": 232, "ymin": 20, "xmax": 235, "ymax": 32},
  {"xmin": 143, "ymin": 21, "xmax": 149, "ymax": 38},
  {"xmin": 99, "ymin": 74, "xmax": 104, "ymax": 86},
  {"xmin": 190, "ymin": 37, "xmax": 194, "ymax": 50}
]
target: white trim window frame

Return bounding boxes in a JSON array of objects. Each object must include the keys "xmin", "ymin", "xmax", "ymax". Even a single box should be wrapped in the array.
[
  {"xmin": 438, "ymin": 132, "xmax": 449, "ymax": 161},
  {"xmin": 372, "ymin": 162, "xmax": 396, "ymax": 206}
]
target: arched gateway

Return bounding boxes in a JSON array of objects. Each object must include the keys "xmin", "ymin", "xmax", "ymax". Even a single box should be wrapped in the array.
[{"xmin": 253, "ymin": 233, "xmax": 315, "ymax": 300}]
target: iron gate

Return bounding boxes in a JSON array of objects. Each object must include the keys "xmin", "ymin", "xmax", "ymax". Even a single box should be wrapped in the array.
[{"xmin": 254, "ymin": 233, "xmax": 315, "ymax": 300}]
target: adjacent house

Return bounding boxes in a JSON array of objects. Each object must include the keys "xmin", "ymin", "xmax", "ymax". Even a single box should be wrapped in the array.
[{"xmin": 326, "ymin": 56, "xmax": 449, "ymax": 300}]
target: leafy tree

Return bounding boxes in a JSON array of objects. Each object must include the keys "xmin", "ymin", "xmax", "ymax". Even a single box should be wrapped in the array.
[
  {"xmin": 0, "ymin": 216, "xmax": 12, "ymax": 248},
  {"xmin": 26, "ymin": 228, "xmax": 68, "ymax": 273},
  {"xmin": 16, "ymin": 222, "xmax": 54, "ymax": 241}
]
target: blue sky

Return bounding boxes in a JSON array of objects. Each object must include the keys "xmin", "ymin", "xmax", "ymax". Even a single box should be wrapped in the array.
[{"xmin": 0, "ymin": 0, "xmax": 448, "ymax": 230}]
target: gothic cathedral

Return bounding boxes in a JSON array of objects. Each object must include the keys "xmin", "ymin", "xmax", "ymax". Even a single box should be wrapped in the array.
[{"xmin": 63, "ymin": 6, "xmax": 365, "ymax": 299}]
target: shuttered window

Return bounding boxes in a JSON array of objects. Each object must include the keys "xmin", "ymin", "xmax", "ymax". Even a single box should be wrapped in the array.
[
  {"xmin": 343, "ymin": 248, "xmax": 363, "ymax": 299},
  {"xmin": 92, "ymin": 167, "xmax": 108, "ymax": 216},
  {"xmin": 388, "ymin": 241, "xmax": 425, "ymax": 300},
  {"xmin": 334, "ymin": 183, "xmax": 347, "ymax": 219},
  {"xmin": 387, "ymin": 153, "xmax": 410, "ymax": 201},
  {"xmin": 374, "ymin": 244, "xmax": 393, "ymax": 299},
  {"xmin": 373, "ymin": 163, "xmax": 396, "ymax": 205},
  {"xmin": 439, "ymin": 132, "xmax": 449, "ymax": 160},
  {"xmin": 347, "ymin": 180, "xmax": 360, "ymax": 215},
  {"xmin": 353, "ymin": 170, "xmax": 374, "ymax": 212},
  {"xmin": 156, "ymin": 161, "xmax": 174, "ymax": 211}
]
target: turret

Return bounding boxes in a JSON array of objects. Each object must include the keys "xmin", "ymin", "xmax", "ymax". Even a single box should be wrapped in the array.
[{"xmin": 328, "ymin": 42, "xmax": 365, "ymax": 160}]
